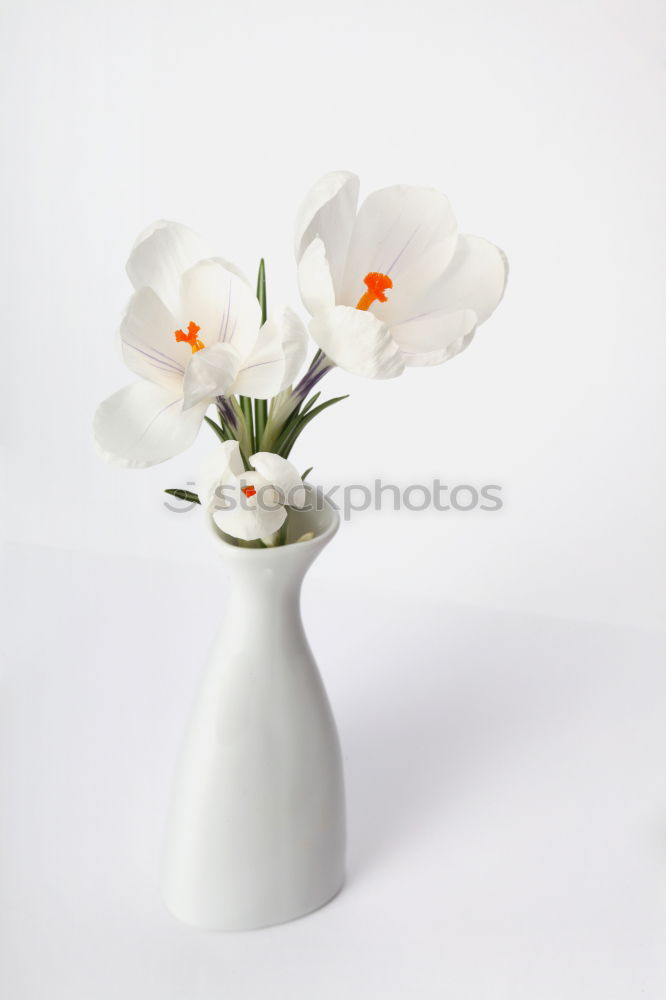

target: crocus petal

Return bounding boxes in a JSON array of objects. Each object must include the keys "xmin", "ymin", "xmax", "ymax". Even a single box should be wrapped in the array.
[
  {"xmin": 120, "ymin": 287, "xmax": 185, "ymax": 391},
  {"xmin": 213, "ymin": 499, "xmax": 286, "ymax": 541},
  {"xmin": 208, "ymin": 256, "xmax": 252, "ymax": 288},
  {"xmin": 391, "ymin": 308, "xmax": 477, "ymax": 367},
  {"xmin": 232, "ymin": 306, "xmax": 308, "ymax": 398},
  {"xmin": 250, "ymin": 452, "xmax": 307, "ymax": 508},
  {"xmin": 294, "ymin": 171, "xmax": 359, "ymax": 296},
  {"xmin": 310, "ymin": 306, "xmax": 404, "ymax": 379},
  {"xmin": 297, "ymin": 237, "xmax": 337, "ymax": 316},
  {"xmin": 126, "ymin": 221, "xmax": 211, "ymax": 316},
  {"xmin": 179, "ymin": 259, "xmax": 261, "ymax": 361},
  {"xmin": 93, "ymin": 381, "xmax": 208, "ymax": 468},
  {"xmin": 197, "ymin": 441, "xmax": 245, "ymax": 511},
  {"xmin": 340, "ymin": 186, "xmax": 457, "ymax": 306},
  {"xmin": 412, "ymin": 235, "xmax": 509, "ymax": 325},
  {"xmin": 182, "ymin": 342, "xmax": 242, "ymax": 410}
]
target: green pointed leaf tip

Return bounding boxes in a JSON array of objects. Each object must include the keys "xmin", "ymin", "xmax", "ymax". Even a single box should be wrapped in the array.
[
  {"xmin": 300, "ymin": 391, "xmax": 321, "ymax": 416},
  {"xmin": 256, "ymin": 258, "xmax": 267, "ymax": 325},
  {"xmin": 165, "ymin": 489, "xmax": 201, "ymax": 504},
  {"xmin": 204, "ymin": 415, "xmax": 228, "ymax": 443}
]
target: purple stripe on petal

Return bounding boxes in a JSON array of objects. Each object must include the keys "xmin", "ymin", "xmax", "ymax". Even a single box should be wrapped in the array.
[
  {"xmin": 122, "ymin": 340, "xmax": 185, "ymax": 375},
  {"xmin": 240, "ymin": 357, "xmax": 282, "ymax": 371},
  {"xmin": 147, "ymin": 343, "xmax": 186, "ymax": 368},
  {"xmin": 386, "ymin": 224, "xmax": 422, "ymax": 275},
  {"xmin": 219, "ymin": 282, "xmax": 232, "ymax": 342},
  {"xmin": 136, "ymin": 397, "xmax": 182, "ymax": 443}
]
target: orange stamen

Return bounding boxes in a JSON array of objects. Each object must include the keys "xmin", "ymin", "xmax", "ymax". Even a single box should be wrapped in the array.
[
  {"xmin": 356, "ymin": 272, "xmax": 393, "ymax": 311},
  {"xmin": 241, "ymin": 485, "xmax": 257, "ymax": 499},
  {"xmin": 174, "ymin": 320, "xmax": 205, "ymax": 353}
]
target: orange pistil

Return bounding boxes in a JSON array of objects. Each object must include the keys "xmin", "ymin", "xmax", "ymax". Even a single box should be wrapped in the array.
[
  {"xmin": 241, "ymin": 485, "xmax": 257, "ymax": 499},
  {"xmin": 356, "ymin": 272, "xmax": 393, "ymax": 311},
  {"xmin": 174, "ymin": 321, "xmax": 205, "ymax": 353}
]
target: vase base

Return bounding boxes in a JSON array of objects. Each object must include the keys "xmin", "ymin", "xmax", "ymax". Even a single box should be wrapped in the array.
[{"xmin": 162, "ymin": 875, "xmax": 345, "ymax": 933}]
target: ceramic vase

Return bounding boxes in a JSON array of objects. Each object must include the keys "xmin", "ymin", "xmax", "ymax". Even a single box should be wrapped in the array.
[{"xmin": 162, "ymin": 490, "xmax": 345, "ymax": 931}]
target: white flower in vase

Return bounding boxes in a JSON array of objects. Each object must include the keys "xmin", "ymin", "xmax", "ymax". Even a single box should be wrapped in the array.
[
  {"xmin": 198, "ymin": 440, "xmax": 307, "ymax": 541},
  {"xmin": 94, "ymin": 222, "xmax": 307, "ymax": 467},
  {"xmin": 295, "ymin": 171, "xmax": 508, "ymax": 378}
]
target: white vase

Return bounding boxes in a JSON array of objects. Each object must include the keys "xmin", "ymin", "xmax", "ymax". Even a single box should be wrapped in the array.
[{"xmin": 161, "ymin": 489, "xmax": 345, "ymax": 931}]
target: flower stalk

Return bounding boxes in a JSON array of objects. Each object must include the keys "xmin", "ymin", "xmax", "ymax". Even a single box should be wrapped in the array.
[{"xmin": 253, "ymin": 259, "xmax": 268, "ymax": 450}]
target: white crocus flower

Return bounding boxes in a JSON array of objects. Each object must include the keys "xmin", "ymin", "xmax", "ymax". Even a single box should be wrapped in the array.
[
  {"xmin": 295, "ymin": 172, "xmax": 508, "ymax": 378},
  {"xmin": 94, "ymin": 221, "xmax": 307, "ymax": 468},
  {"xmin": 198, "ymin": 440, "xmax": 307, "ymax": 541}
]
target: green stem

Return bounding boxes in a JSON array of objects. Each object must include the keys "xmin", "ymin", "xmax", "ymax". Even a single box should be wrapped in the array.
[
  {"xmin": 254, "ymin": 259, "xmax": 268, "ymax": 449},
  {"xmin": 239, "ymin": 396, "xmax": 254, "ymax": 451},
  {"xmin": 254, "ymin": 400, "xmax": 266, "ymax": 450}
]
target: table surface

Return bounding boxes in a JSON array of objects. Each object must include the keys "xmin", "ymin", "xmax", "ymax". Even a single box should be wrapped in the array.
[{"xmin": 1, "ymin": 542, "xmax": 664, "ymax": 999}]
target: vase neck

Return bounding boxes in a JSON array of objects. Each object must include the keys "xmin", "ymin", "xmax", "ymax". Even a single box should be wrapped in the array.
[{"xmin": 226, "ymin": 559, "xmax": 304, "ymax": 605}]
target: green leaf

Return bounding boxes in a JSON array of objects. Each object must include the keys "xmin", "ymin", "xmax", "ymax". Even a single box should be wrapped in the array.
[
  {"xmin": 279, "ymin": 395, "xmax": 349, "ymax": 458},
  {"xmin": 256, "ymin": 258, "xmax": 267, "ymax": 325},
  {"xmin": 204, "ymin": 415, "xmax": 228, "ymax": 443},
  {"xmin": 164, "ymin": 489, "xmax": 201, "ymax": 504},
  {"xmin": 272, "ymin": 400, "xmax": 304, "ymax": 454},
  {"xmin": 228, "ymin": 397, "xmax": 253, "ymax": 458},
  {"xmin": 301, "ymin": 466, "xmax": 313, "ymax": 480},
  {"xmin": 238, "ymin": 445, "xmax": 252, "ymax": 471},
  {"xmin": 299, "ymin": 391, "xmax": 321, "ymax": 416}
]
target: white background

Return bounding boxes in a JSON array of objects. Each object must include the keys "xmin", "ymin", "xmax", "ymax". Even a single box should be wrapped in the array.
[{"xmin": 1, "ymin": 0, "xmax": 665, "ymax": 997}]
